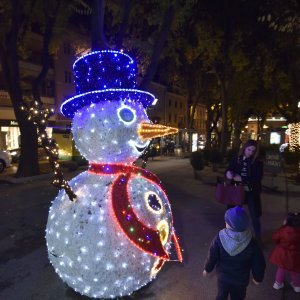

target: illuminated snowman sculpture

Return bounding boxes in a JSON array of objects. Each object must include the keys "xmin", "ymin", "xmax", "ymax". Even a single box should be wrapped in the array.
[{"xmin": 46, "ymin": 50, "xmax": 182, "ymax": 299}]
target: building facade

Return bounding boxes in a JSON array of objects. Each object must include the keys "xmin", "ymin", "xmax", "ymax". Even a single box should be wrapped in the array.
[
  {"xmin": 0, "ymin": 26, "xmax": 92, "ymax": 155},
  {"xmin": 192, "ymin": 103, "xmax": 207, "ymax": 140},
  {"xmin": 0, "ymin": 28, "xmax": 208, "ymax": 157},
  {"xmin": 0, "ymin": 31, "xmax": 56, "ymax": 151},
  {"xmin": 241, "ymin": 117, "xmax": 287, "ymax": 146}
]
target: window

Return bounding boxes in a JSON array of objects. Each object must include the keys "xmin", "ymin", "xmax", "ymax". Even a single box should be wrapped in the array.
[
  {"xmin": 169, "ymin": 99, "xmax": 172, "ymax": 107},
  {"xmin": 174, "ymin": 114, "xmax": 177, "ymax": 123},
  {"xmin": 180, "ymin": 102, "xmax": 183, "ymax": 109},
  {"xmin": 168, "ymin": 113, "xmax": 172, "ymax": 123},
  {"xmin": 64, "ymin": 71, "xmax": 72, "ymax": 84},
  {"xmin": 175, "ymin": 101, "xmax": 177, "ymax": 108}
]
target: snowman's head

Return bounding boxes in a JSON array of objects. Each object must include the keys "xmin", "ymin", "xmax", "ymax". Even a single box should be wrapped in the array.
[{"xmin": 72, "ymin": 100, "xmax": 151, "ymax": 164}]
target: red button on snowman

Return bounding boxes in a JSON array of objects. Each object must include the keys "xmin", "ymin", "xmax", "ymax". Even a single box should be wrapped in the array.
[{"xmin": 46, "ymin": 50, "xmax": 182, "ymax": 299}]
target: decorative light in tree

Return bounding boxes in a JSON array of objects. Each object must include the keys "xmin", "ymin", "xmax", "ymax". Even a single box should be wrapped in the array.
[
  {"xmin": 288, "ymin": 123, "xmax": 300, "ymax": 151},
  {"xmin": 21, "ymin": 102, "xmax": 76, "ymax": 201},
  {"xmin": 46, "ymin": 50, "xmax": 182, "ymax": 299}
]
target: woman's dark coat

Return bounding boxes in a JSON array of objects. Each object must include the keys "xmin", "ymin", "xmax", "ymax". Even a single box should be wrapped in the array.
[{"xmin": 227, "ymin": 155, "xmax": 263, "ymax": 217}]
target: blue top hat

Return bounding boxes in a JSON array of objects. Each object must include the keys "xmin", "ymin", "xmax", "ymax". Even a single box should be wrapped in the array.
[{"xmin": 60, "ymin": 50, "xmax": 155, "ymax": 118}]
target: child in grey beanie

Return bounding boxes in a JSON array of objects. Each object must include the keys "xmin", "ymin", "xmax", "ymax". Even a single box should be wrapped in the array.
[{"xmin": 203, "ymin": 206, "xmax": 266, "ymax": 299}]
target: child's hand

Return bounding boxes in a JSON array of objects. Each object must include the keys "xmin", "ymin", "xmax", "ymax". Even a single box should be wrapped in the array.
[
  {"xmin": 203, "ymin": 270, "xmax": 208, "ymax": 277},
  {"xmin": 252, "ymin": 279, "xmax": 260, "ymax": 285}
]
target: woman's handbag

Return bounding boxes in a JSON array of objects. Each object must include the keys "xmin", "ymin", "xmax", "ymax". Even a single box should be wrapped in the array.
[{"xmin": 215, "ymin": 177, "xmax": 245, "ymax": 206}]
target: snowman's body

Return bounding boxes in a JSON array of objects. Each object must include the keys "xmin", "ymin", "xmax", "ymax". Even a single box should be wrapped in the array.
[
  {"xmin": 47, "ymin": 170, "xmax": 172, "ymax": 298},
  {"xmin": 45, "ymin": 50, "xmax": 181, "ymax": 299}
]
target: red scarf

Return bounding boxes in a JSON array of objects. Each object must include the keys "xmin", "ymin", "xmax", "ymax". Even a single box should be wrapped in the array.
[{"xmin": 89, "ymin": 163, "xmax": 182, "ymax": 262}]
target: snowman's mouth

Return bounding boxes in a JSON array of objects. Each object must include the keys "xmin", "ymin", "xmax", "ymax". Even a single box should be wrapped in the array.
[
  {"xmin": 135, "ymin": 145, "xmax": 147, "ymax": 153},
  {"xmin": 128, "ymin": 140, "xmax": 149, "ymax": 153}
]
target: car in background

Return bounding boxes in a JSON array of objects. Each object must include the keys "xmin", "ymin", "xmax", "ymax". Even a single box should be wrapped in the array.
[
  {"xmin": 0, "ymin": 150, "xmax": 12, "ymax": 173},
  {"xmin": 9, "ymin": 148, "xmax": 20, "ymax": 163},
  {"xmin": 9, "ymin": 146, "xmax": 47, "ymax": 163}
]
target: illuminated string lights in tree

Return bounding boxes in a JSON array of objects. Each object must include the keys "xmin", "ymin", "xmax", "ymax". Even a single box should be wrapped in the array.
[
  {"xmin": 44, "ymin": 50, "xmax": 182, "ymax": 299},
  {"xmin": 288, "ymin": 123, "xmax": 300, "ymax": 151},
  {"xmin": 288, "ymin": 122, "xmax": 300, "ymax": 171},
  {"xmin": 21, "ymin": 102, "xmax": 76, "ymax": 201}
]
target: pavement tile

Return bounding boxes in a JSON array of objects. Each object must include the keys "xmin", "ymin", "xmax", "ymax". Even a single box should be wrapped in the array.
[{"xmin": 0, "ymin": 156, "xmax": 300, "ymax": 299}]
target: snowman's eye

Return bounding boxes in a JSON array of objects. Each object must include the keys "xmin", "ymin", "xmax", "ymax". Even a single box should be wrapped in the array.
[
  {"xmin": 145, "ymin": 192, "xmax": 163, "ymax": 214},
  {"xmin": 118, "ymin": 107, "xmax": 135, "ymax": 124}
]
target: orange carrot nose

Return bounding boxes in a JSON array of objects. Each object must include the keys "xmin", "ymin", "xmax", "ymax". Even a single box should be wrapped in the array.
[{"xmin": 138, "ymin": 123, "xmax": 178, "ymax": 141}]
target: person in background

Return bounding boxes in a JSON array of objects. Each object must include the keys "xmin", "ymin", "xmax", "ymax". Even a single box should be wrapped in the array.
[
  {"xmin": 225, "ymin": 139, "xmax": 263, "ymax": 242},
  {"xmin": 269, "ymin": 212, "xmax": 300, "ymax": 293},
  {"xmin": 203, "ymin": 206, "xmax": 266, "ymax": 300}
]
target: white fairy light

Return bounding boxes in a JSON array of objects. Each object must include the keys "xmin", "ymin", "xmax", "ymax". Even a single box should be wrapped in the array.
[{"xmin": 46, "ymin": 50, "xmax": 181, "ymax": 299}]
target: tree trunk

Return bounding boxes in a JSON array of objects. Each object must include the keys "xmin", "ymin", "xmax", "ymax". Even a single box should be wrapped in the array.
[
  {"xmin": 220, "ymin": 82, "xmax": 229, "ymax": 155},
  {"xmin": 139, "ymin": 3, "xmax": 175, "ymax": 89},
  {"xmin": 7, "ymin": 57, "xmax": 40, "ymax": 177},
  {"xmin": 14, "ymin": 106, "xmax": 40, "ymax": 177},
  {"xmin": 186, "ymin": 85, "xmax": 194, "ymax": 129},
  {"xmin": 189, "ymin": 97, "xmax": 197, "ymax": 129},
  {"xmin": 92, "ymin": 0, "xmax": 108, "ymax": 50},
  {"xmin": 0, "ymin": 0, "xmax": 40, "ymax": 177},
  {"xmin": 256, "ymin": 117, "xmax": 261, "ymax": 138},
  {"xmin": 115, "ymin": 0, "xmax": 133, "ymax": 49},
  {"xmin": 232, "ymin": 125, "xmax": 242, "ymax": 150},
  {"xmin": 3, "ymin": 57, "xmax": 40, "ymax": 177},
  {"xmin": 205, "ymin": 106, "xmax": 213, "ymax": 151}
]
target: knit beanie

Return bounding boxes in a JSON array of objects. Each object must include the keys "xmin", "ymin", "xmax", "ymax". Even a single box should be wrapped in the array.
[{"xmin": 225, "ymin": 206, "xmax": 249, "ymax": 232}]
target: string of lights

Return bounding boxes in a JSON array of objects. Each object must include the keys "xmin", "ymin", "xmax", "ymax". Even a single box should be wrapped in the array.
[
  {"xmin": 44, "ymin": 49, "xmax": 182, "ymax": 298},
  {"xmin": 288, "ymin": 123, "xmax": 300, "ymax": 151},
  {"xmin": 88, "ymin": 163, "xmax": 183, "ymax": 262},
  {"xmin": 138, "ymin": 123, "xmax": 178, "ymax": 141},
  {"xmin": 21, "ymin": 101, "xmax": 77, "ymax": 201},
  {"xmin": 288, "ymin": 122, "xmax": 300, "ymax": 170}
]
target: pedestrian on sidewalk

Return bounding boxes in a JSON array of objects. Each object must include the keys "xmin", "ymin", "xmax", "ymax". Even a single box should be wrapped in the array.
[
  {"xmin": 203, "ymin": 206, "xmax": 266, "ymax": 300},
  {"xmin": 269, "ymin": 212, "xmax": 300, "ymax": 293},
  {"xmin": 225, "ymin": 139, "xmax": 264, "ymax": 242}
]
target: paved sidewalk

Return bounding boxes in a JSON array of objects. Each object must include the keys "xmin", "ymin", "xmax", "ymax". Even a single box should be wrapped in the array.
[
  {"xmin": 0, "ymin": 156, "xmax": 300, "ymax": 299},
  {"xmin": 2, "ymin": 156, "xmax": 300, "ymax": 192},
  {"xmin": 0, "ymin": 160, "xmax": 88, "ymax": 184}
]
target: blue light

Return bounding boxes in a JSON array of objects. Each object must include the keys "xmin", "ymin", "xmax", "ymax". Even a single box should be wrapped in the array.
[
  {"xmin": 73, "ymin": 50, "xmax": 135, "ymax": 70},
  {"xmin": 117, "ymin": 105, "xmax": 136, "ymax": 125},
  {"xmin": 61, "ymin": 89, "xmax": 155, "ymax": 118},
  {"xmin": 61, "ymin": 50, "xmax": 156, "ymax": 118}
]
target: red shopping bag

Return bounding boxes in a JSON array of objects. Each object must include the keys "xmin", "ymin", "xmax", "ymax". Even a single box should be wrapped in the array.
[{"xmin": 215, "ymin": 181, "xmax": 245, "ymax": 206}]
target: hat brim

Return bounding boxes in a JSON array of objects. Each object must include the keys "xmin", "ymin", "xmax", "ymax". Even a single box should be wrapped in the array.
[{"xmin": 60, "ymin": 89, "xmax": 155, "ymax": 119}]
